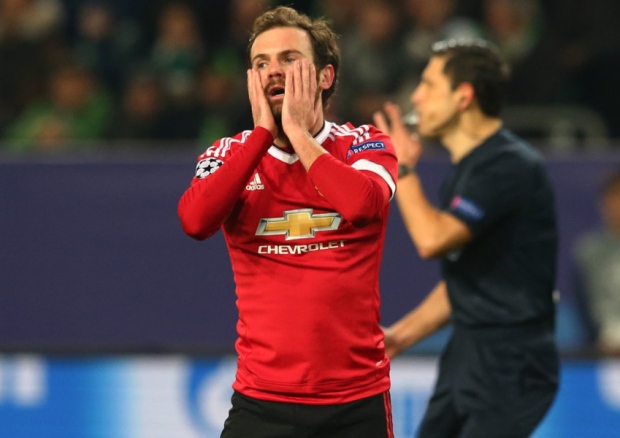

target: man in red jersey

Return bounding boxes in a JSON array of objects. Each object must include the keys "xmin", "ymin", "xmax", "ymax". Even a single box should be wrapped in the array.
[{"xmin": 178, "ymin": 6, "xmax": 398, "ymax": 438}]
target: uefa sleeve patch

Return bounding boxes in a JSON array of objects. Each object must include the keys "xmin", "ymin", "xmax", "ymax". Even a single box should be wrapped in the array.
[
  {"xmin": 346, "ymin": 141, "xmax": 386, "ymax": 158},
  {"xmin": 450, "ymin": 196, "xmax": 485, "ymax": 221},
  {"xmin": 195, "ymin": 158, "xmax": 223, "ymax": 178}
]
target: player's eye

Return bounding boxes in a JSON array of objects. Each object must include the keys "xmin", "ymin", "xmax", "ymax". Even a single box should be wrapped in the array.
[{"xmin": 256, "ymin": 61, "xmax": 268, "ymax": 69}]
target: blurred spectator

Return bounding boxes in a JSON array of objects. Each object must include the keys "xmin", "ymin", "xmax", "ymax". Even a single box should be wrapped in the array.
[
  {"xmin": 396, "ymin": 0, "xmax": 480, "ymax": 115},
  {"xmin": 4, "ymin": 64, "xmax": 113, "ymax": 151},
  {"xmin": 0, "ymin": 0, "xmax": 63, "ymax": 39},
  {"xmin": 0, "ymin": 0, "xmax": 67, "ymax": 136},
  {"xmin": 314, "ymin": 0, "xmax": 358, "ymax": 36},
  {"xmin": 106, "ymin": 71, "xmax": 167, "ymax": 142},
  {"xmin": 1, "ymin": 0, "xmax": 619, "ymax": 147},
  {"xmin": 479, "ymin": 0, "xmax": 563, "ymax": 106},
  {"xmin": 402, "ymin": 0, "xmax": 480, "ymax": 77},
  {"xmin": 135, "ymin": 1, "xmax": 208, "ymax": 141},
  {"xmin": 195, "ymin": 62, "xmax": 250, "ymax": 146},
  {"xmin": 481, "ymin": 0, "xmax": 543, "ymax": 65},
  {"xmin": 335, "ymin": 0, "xmax": 407, "ymax": 125},
  {"xmin": 73, "ymin": 1, "xmax": 142, "ymax": 93},
  {"xmin": 210, "ymin": 0, "xmax": 273, "ymax": 77},
  {"xmin": 552, "ymin": 0, "xmax": 620, "ymax": 138},
  {"xmin": 149, "ymin": 2, "xmax": 205, "ymax": 104},
  {"xmin": 574, "ymin": 171, "xmax": 620, "ymax": 357}
]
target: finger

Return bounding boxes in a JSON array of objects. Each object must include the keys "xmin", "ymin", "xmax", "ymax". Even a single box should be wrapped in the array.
[
  {"xmin": 293, "ymin": 60, "xmax": 302, "ymax": 97},
  {"xmin": 301, "ymin": 59, "xmax": 310, "ymax": 98},
  {"xmin": 254, "ymin": 69, "xmax": 269, "ymax": 108},
  {"xmin": 373, "ymin": 111, "xmax": 389, "ymax": 133},
  {"xmin": 384, "ymin": 102, "xmax": 402, "ymax": 121},
  {"xmin": 249, "ymin": 69, "xmax": 260, "ymax": 102},
  {"xmin": 248, "ymin": 70, "xmax": 261, "ymax": 115},
  {"xmin": 285, "ymin": 64, "xmax": 294, "ymax": 98},
  {"xmin": 384, "ymin": 102, "xmax": 409, "ymax": 132},
  {"xmin": 310, "ymin": 64, "xmax": 320, "ymax": 112},
  {"xmin": 247, "ymin": 69, "xmax": 254, "ymax": 102},
  {"xmin": 256, "ymin": 70, "xmax": 264, "ymax": 96}
]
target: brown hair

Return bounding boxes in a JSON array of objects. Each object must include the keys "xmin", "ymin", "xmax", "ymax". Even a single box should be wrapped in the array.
[
  {"xmin": 247, "ymin": 6, "xmax": 340, "ymax": 108},
  {"xmin": 432, "ymin": 38, "xmax": 510, "ymax": 118}
]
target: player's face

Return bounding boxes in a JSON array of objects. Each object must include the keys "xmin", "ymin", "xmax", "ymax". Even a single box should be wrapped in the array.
[
  {"xmin": 250, "ymin": 26, "xmax": 319, "ymax": 118},
  {"xmin": 410, "ymin": 56, "xmax": 461, "ymax": 139}
]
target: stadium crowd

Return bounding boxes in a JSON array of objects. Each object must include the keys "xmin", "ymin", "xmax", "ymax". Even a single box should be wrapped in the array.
[{"xmin": 0, "ymin": 0, "xmax": 618, "ymax": 152}]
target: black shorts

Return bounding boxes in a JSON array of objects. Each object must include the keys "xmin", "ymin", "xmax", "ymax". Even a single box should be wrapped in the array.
[
  {"xmin": 221, "ymin": 390, "xmax": 394, "ymax": 438},
  {"xmin": 418, "ymin": 321, "xmax": 559, "ymax": 438}
]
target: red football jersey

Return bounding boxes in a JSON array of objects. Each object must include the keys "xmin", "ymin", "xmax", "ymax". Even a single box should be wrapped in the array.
[{"xmin": 179, "ymin": 121, "xmax": 398, "ymax": 404}]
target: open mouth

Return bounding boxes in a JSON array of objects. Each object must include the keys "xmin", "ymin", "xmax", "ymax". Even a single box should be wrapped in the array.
[{"xmin": 268, "ymin": 86, "xmax": 285, "ymax": 97}]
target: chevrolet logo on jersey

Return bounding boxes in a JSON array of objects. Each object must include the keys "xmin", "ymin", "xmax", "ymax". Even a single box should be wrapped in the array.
[{"xmin": 256, "ymin": 209, "xmax": 341, "ymax": 240}]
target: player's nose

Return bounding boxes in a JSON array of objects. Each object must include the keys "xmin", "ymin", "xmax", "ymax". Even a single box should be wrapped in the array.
[{"xmin": 268, "ymin": 62, "xmax": 284, "ymax": 79}]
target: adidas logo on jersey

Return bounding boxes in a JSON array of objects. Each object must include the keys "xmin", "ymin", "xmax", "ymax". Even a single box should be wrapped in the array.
[{"xmin": 246, "ymin": 173, "xmax": 265, "ymax": 191}]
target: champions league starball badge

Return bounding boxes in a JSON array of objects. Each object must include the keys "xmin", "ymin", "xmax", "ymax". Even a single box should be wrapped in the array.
[{"xmin": 195, "ymin": 158, "xmax": 224, "ymax": 178}]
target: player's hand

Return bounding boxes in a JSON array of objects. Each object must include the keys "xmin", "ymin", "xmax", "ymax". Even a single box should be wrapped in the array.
[
  {"xmin": 374, "ymin": 102, "xmax": 422, "ymax": 168},
  {"xmin": 282, "ymin": 59, "xmax": 319, "ymax": 137},
  {"xmin": 248, "ymin": 68, "xmax": 277, "ymax": 139},
  {"xmin": 382, "ymin": 325, "xmax": 403, "ymax": 360}
]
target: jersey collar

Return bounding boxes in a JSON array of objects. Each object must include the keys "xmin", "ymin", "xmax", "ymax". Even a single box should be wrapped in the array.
[{"xmin": 267, "ymin": 121, "xmax": 333, "ymax": 164}]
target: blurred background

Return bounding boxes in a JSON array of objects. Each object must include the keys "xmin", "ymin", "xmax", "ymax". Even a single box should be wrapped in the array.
[
  {"xmin": 1, "ymin": 0, "xmax": 620, "ymax": 436},
  {"xmin": 0, "ymin": 0, "xmax": 618, "ymax": 150}
]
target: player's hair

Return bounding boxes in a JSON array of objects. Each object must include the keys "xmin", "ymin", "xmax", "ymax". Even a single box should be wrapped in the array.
[
  {"xmin": 431, "ymin": 38, "xmax": 510, "ymax": 118},
  {"xmin": 247, "ymin": 6, "xmax": 340, "ymax": 109}
]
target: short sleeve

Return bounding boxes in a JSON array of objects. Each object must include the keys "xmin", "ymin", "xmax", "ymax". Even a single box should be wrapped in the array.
[{"xmin": 446, "ymin": 152, "xmax": 534, "ymax": 236}]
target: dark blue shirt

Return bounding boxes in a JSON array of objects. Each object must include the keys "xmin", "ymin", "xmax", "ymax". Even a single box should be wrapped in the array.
[{"xmin": 440, "ymin": 129, "xmax": 558, "ymax": 326}]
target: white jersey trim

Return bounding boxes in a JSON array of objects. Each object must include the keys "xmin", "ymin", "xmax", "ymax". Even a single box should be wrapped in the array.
[
  {"xmin": 315, "ymin": 121, "xmax": 334, "ymax": 144},
  {"xmin": 332, "ymin": 123, "xmax": 371, "ymax": 145},
  {"xmin": 352, "ymin": 159, "xmax": 397, "ymax": 200},
  {"xmin": 266, "ymin": 121, "xmax": 334, "ymax": 164},
  {"xmin": 267, "ymin": 146, "xmax": 300, "ymax": 164}
]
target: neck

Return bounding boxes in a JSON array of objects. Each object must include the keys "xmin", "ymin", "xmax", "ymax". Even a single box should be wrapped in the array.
[
  {"xmin": 274, "ymin": 114, "xmax": 325, "ymax": 151},
  {"xmin": 443, "ymin": 113, "xmax": 502, "ymax": 163}
]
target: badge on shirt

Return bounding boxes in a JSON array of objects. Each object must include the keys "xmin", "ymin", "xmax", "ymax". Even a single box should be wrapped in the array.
[
  {"xmin": 346, "ymin": 141, "xmax": 386, "ymax": 158},
  {"xmin": 450, "ymin": 196, "xmax": 485, "ymax": 221},
  {"xmin": 195, "ymin": 158, "xmax": 223, "ymax": 178}
]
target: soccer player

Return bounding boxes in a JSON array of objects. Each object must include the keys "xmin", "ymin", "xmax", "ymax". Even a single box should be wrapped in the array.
[
  {"xmin": 178, "ymin": 6, "xmax": 398, "ymax": 438},
  {"xmin": 374, "ymin": 39, "xmax": 559, "ymax": 437}
]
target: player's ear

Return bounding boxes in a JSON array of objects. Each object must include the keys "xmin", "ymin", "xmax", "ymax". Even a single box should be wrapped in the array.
[
  {"xmin": 456, "ymin": 82, "xmax": 475, "ymax": 111},
  {"xmin": 318, "ymin": 65, "xmax": 334, "ymax": 91}
]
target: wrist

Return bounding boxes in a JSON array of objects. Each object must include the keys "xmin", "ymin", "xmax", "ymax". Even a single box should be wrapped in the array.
[
  {"xmin": 390, "ymin": 326, "xmax": 413, "ymax": 354},
  {"xmin": 286, "ymin": 126, "xmax": 314, "ymax": 147},
  {"xmin": 283, "ymin": 123, "xmax": 307, "ymax": 139},
  {"xmin": 398, "ymin": 164, "xmax": 417, "ymax": 179}
]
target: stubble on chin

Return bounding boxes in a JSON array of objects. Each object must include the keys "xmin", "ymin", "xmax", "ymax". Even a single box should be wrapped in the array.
[{"xmin": 270, "ymin": 103, "xmax": 283, "ymax": 134}]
